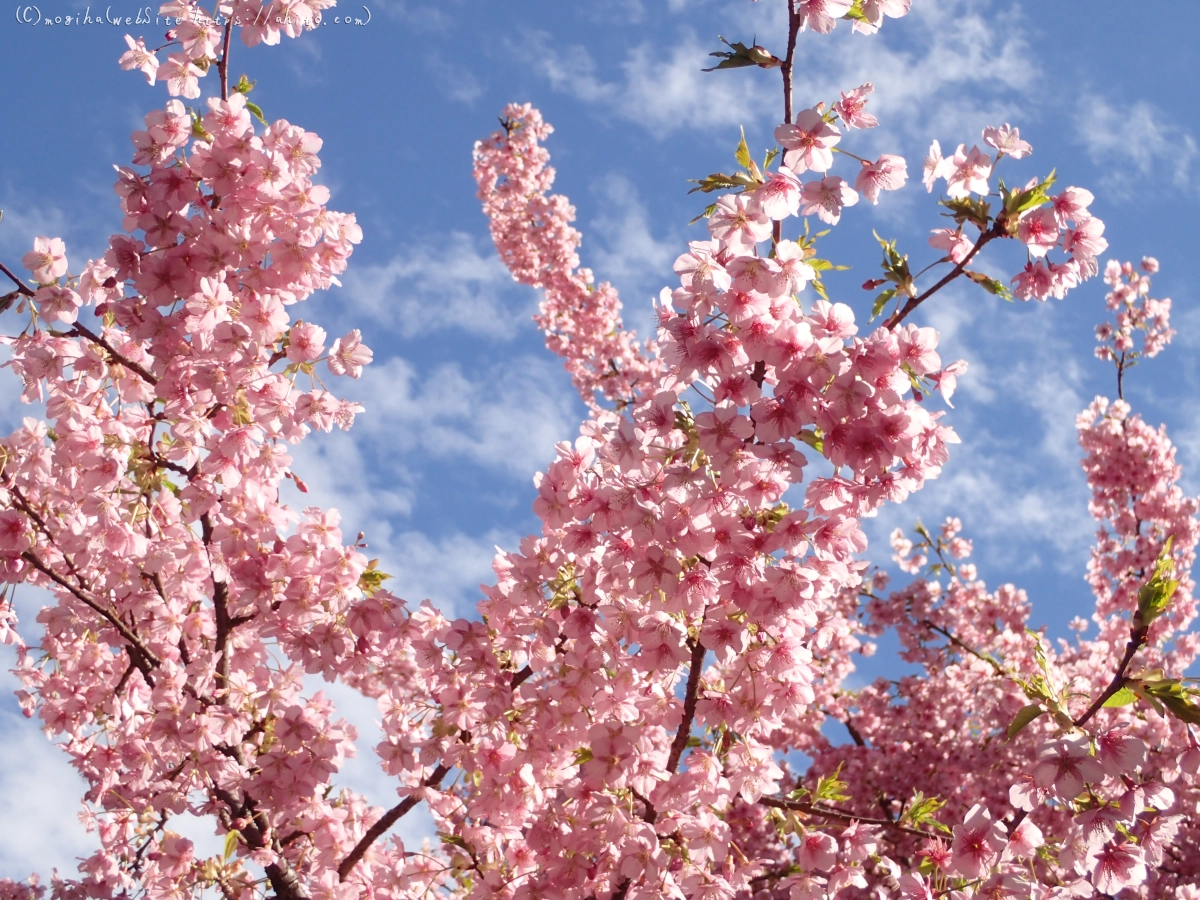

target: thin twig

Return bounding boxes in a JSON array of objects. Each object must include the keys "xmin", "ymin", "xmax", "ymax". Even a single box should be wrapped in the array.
[
  {"xmin": 883, "ymin": 224, "xmax": 1002, "ymax": 330},
  {"xmin": 338, "ymin": 763, "xmax": 450, "ymax": 881},
  {"xmin": 759, "ymin": 796, "xmax": 932, "ymax": 838},
  {"xmin": 665, "ymin": 637, "xmax": 706, "ymax": 774}
]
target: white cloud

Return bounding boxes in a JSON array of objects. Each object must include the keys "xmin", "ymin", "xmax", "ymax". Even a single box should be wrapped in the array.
[
  {"xmin": 333, "ymin": 232, "xmax": 533, "ymax": 340},
  {"xmin": 520, "ymin": 30, "xmax": 776, "ymax": 137},
  {"xmin": 587, "ymin": 174, "xmax": 677, "ymax": 338},
  {"xmin": 425, "ymin": 54, "xmax": 484, "ymax": 105},
  {"xmin": 523, "ymin": 0, "xmax": 1036, "ymax": 149},
  {"xmin": 1075, "ymin": 96, "xmax": 1198, "ymax": 196},
  {"xmin": 350, "ymin": 354, "xmax": 580, "ymax": 478},
  {"xmin": 860, "ymin": 292, "xmax": 1095, "ymax": 579},
  {"xmin": 0, "ymin": 690, "xmax": 94, "ymax": 881}
]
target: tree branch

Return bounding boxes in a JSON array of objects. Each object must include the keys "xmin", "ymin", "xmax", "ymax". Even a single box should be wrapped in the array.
[
  {"xmin": 665, "ymin": 637, "xmax": 706, "ymax": 774},
  {"xmin": 20, "ymin": 550, "xmax": 160, "ymax": 672},
  {"xmin": 69, "ymin": 321, "xmax": 159, "ymax": 385},
  {"xmin": 0, "ymin": 260, "xmax": 34, "ymax": 297},
  {"xmin": 338, "ymin": 762, "xmax": 450, "ymax": 881},
  {"xmin": 1073, "ymin": 623, "xmax": 1148, "ymax": 729},
  {"xmin": 883, "ymin": 223, "xmax": 1003, "ymax": 330},
  {"xmin": 759, "ymin": 796, "xmax": 931, "ymax": 838}
]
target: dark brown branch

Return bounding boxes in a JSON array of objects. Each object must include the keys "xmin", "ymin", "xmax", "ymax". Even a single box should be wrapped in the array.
[
  {"xmin": 338, "ymin": 763, "xmax": 450, "ymax": 881},
  {"xmin": 1073, "ymin": 624, "xmax": 1148, "ymax": 728},
  {"xmin": 218, "ymin": 17, "xmax": 234, "ymax": 102},
  {"xmin": 759, "ymin": 796, "xmax": 931, "ymax": 838},
  {"xmin": 665, "ymin": 637, "xmax": 706, "ymax": 774},
  {"xmin": 69, "ymin": 322, "xmax": 159, "ymax": 385},
  {"xmin": 0, "ymin": 260, "xmax": 34, "ymax": 297},
  {"xmin": 882, "ymin": 223, "xmax": 1003, "ymax": 330},
  {"xmin": 20, "ymin": 550, "xmax": 160, "ymax": 671},
  {"xmin": 922, "ymin": 619, "xmax": 1006, "ymax": 676},
  {"xmin": 781, "ymin": 0, "xmax": 800, "ymax": 127}
]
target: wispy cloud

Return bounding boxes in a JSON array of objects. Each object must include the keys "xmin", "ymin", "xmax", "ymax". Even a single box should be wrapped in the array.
[
  {"xmin": 1074, "ymin": 96, "xmax": 1198, "ymax": 196},
  {"xmin": 587, "ymin": 174, "xmax": 677, "ymax": 336},
  {"xmin": 519, "ymin": 30, "xmax": 776, "ymax": 138},
  {"xmin": 332, "ymin": 231, "xmax": 532, "ymax": 340}
]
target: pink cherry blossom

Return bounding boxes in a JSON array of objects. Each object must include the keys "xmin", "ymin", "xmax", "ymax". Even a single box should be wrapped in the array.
[
  {"xmin": 983, "ymin": 123, "xmax": 1032, "ymax": 159},
  {"xmin": 775, "ymin": 109, "xmax": 841, "ymax": 174},
  {"xmin": 800, "ymin": 176, "xmax": 859, "ymax": 224},
  {"xmin": 834, "ymin": 83, "xmax": 878, "ymax": 128},
  {"xmin": 855, "ymin": 153, "xmax": 908, "ymax": 204},
  {"xmin": 21, "ymin": 237, "xmax": 67, "ymax": 283}
]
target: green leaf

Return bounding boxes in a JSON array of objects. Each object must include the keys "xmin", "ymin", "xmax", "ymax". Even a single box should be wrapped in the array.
[
  {"xmin": 224, "ymin": 830, "xmax": 239, "ymax": 860},
  {"xmin": 687, "ymin": 171, "xmax": 757, "ymax": 194},
  {"xmin": 901, "ymin": 791, "xmax": 950, "ymax": 833},
  {"xmin": 688, "ymin": 201, "xmax": 719, "ymax": 225},
  {"xmin": 940, "ymin": 196, "xmax": 992, "ymax": 230},
  {"xmin": 702, "ymin": 36, "xmax": 783, "ymax": 72},
  {"xmin": 573, "ymin": 746, "xmax": 594, "ymax": 765},
  {"xmin": 1103, "ymin": 686, "xmax": 1138, "ymax": 708},
  {"xmin": 1136, "ymin": 537, "xmax": 1178, "ymax": 627},
  {"xmin": 245, "ymin": 100, "xmax": 268, "ymax": 126},
  {"xmin": 814, "ymin": 762, "xmax": 849, "ymax": 804},
  {"xmin": 763, "ymin": 147, "xmax": 779, "ymax": 171},
  {"xmin": 871, "ymin": 288, "xmax": 897, "ymax": 321},
  {"xmin": 843, "ymin": 0, "xmax": 870, "ymax": 22},
  {"xmin": 1006, "ymin": 703, "xmax": 1046, "ymax": 740},
  {"xmin": 735, "ymin": 127, "xmax": 753, "ymax": 171},
  {"xmin": 233, "ymin": 74, "xmax": 256, "ymax": 94},
  {"xmin": 797, "ymin": 429, "xmax": 824, "ymax": 454},
  {"xmin": 1158, "ymin": 691, "xmax": 1200, "ymax": 725},
  {"xmin": 1002, "ymin": 169, "xmax": 1057, "ymax": 218},
  {"xmin": 357, "ymin": 560, "xmax": 393, "ymax": 598},
  {"xmin": 963, "ymin": 269, "xmax": 1013, "ymax": 301}
]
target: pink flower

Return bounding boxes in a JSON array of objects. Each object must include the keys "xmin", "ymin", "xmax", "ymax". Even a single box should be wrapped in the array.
[
  {"xmin": 923, "ymin": 140, "xmax": 950, "ymax": 192},
  {"xmin": 1088, "ymin": 842, "xmax": 1146, "ymax": 894},
  {"xmin": 22, "ymin": 236, "xmax": 68, "ymax": 283},
  {"xmin": 286, "ymin": 321, "xmax": 327, "ymax": 363},
  {"xmin": 0, "ymin": 511, "xmax": 31, "ymax": 554},
  {"xmin": 157, "ymin": 53, "xmax": 203, "ymax": 99},
  {"xmin": 982, "ymin": 123, "xmax": 1032, "ymax": 159},
  {"xmin": 119, "ymin": 35, "xmax": 159, "ymax": 84},
  {"xmin": 796, "ymin": 830, "xmax": 837, "ymax": 871},
  {"xmin": 855, "ymin": 154, "xmax": 908, "ymax": 204},
  {"xmin": 800, "ymin": 176, "xmax": 858, "ymax": 225},
  {"xmin": 1032, "ymin": 735, "xmax": 1106, "ymax": 800},
  {"xmin": 775, "ymin": 109, "xmax": 841, "ymax": 174},
  {"xmin": 753, "ymin": 167, "xmax": 803, "ymax": 220},
  {"xmin": 1017, "ymin": 207, "xmax": 1060, "ymax": 258},
  {"xmin": 928, "ymin": 228, "xmax": 972, "ymax": 264},
  {"xmin": 897, "ymin": 874, "xmax": 934, "ymax": 900},
  {"xmin": 852, "ymin": 0, "xmax": 911, "ymax": 34},
  {"xmin": 834, "ymin": 83, "xmax": 878, "ymax": 129},
  {"xmin": 32, "ymin": 285, "xmax": 82, "ymax": 325},
  {"xmin": 327, "ymin": 330, "xmax": 373, "ymax": 378},
  {"xmin": 944, "ymin": 144, "xmax": 993, "ymax": 199},
  {"xmin": 1003, "ymin": 818, "xmax": 1043, "ymax": 860},
  {"xmin": 796, "ymin": 0, "xmax": 854, "ymax": 34},
  {"xmin": 1062, "ymin": 216, "xmax": 1108, "ymax": 267},
  {"xmin": 950, "ymin": 804, "xmax": 1006, "ymax": 878},
  {"xmin": 1051, "ymin": 186, "xmax": 1094, "ymax": 226},
  {"xmin": 708, "ymin": 193, "xmax": 772, "ymax": 252},
  {"xmin": 1096, "ymin": 729, "xmax": 1146, "ymax": 776}
]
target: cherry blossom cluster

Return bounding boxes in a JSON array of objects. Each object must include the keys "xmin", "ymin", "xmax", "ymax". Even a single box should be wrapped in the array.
[
  {"xmin": 0, "ymin": 5, "xmax": 487, "ymax": 900},
  {"xmin": 472, "ymin": 104, "xmax": 664, "ymax": 410},
  {"xmin": 1, "ymin": 1, "xmax": 1197, "ymax": 900},
  {"xmin": 1094, "ymin": 257, "xmax": 1174, "ymax": 364},
  {"xmin": 923, "ymin": 125, "xmax": 1108, "ymax": 302}
]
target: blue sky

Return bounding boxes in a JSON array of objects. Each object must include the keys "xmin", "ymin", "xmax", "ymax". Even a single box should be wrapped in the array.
[{"xmin": 1, "ymin": 0, "xmax": 1199, "ymax": 878}]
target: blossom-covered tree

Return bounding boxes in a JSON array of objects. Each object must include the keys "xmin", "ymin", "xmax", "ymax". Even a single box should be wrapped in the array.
[{"xmin": 0, "ymin": 2, "xmax": 1197, "ymax": 900}]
